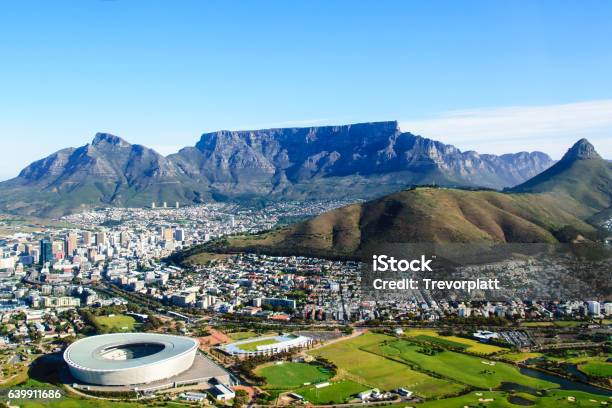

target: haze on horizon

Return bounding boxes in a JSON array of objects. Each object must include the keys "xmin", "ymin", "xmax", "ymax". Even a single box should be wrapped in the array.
[{"xmin": 1, "ymin": 0, "xmax": 611, "ymax": 181}]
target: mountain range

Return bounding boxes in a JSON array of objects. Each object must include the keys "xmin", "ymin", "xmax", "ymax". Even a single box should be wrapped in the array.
[
  {"xmin": 178, "ymin": 139, "xmax": 611, "ymax": 261},
  {"xmin": 0, "ymin": 121, "xmax": 555, "ymax": 216}
]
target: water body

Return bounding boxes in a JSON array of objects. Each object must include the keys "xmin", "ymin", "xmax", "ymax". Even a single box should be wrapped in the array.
[{"xmin": 518, "ymin": 367, "xmax": 612, "ymax": 396}]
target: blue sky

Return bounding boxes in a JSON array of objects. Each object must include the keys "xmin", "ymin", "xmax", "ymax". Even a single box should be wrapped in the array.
[{"xmin": 1, "ymin": 0, "xmax": 611, "ymax": 180}]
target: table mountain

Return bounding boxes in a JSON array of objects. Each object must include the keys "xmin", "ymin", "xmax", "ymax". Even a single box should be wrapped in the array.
[
  {"xmin": 181, "ymin": 138, "xmax": 610, "ymax": 259},
  {"xmin": 0, "ymin": 122, "xmax": 555, "ymax": 216}
]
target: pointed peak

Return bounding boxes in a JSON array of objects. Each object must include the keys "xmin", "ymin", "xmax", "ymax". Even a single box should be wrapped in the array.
[
  {"xmin": 560, "ymin": 138, "xmax": 601, "ymax": 162},
  {"xmin": 91, "ymin": 133, "xmax": 130, "ymax": 147}
]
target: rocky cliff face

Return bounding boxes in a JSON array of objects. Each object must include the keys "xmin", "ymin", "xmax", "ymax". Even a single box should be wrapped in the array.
[
  {"xmin": 168, "ymin": 121, "xmax": 553, "ymax": 196},
  {"xmin": 0, "ymin": 122, "xmax": 555, "ymax": 216}
]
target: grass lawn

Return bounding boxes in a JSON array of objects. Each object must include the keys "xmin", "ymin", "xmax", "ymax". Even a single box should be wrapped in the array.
[
  {"xmin": 386, "ymin": 390, "xmax": 612, "ymax": 408},
  {"xmin": 14, "ymin": 398, "xmax": 144, "ymax": 408},
  {"xmin": 501, "ymin": 352, "xmax": 544, "ymax": 362},
  {"xmin": 94, "ymin": 314, "xmax": 136, "ymax": 332},
  {"xmin": 309, "ymin": 332, "xmax": 465, "ymax": 398},
  {"xmin": 521, "ymin": 321, "xmax": 555, "ymax": 327},
  {"xmin": 404, "ymin": 328, "xmax": 505, "ymax": 355},
  {"xmin": 238, "ymin": 338, "xmax": 279, "ymax": 351},
  {"xmin": 553, "ymin": 320, "xmax": 587, "ymax": 327},
  {"xmin": 578, "ymin": 361, "xmax": 612, "ymax": 378},
  {"xmin": 413, "ymin": 334, "xmax": 470, "ymax": 349},
  {"xmin": 257, "ymin": 362, "xmax": 332, "ymax": 389},
  {"xmin": 294, "ymin": 380, "xmax": 368, "ymax": 404},
  {"xmin": 228, "ymin": 331, "xmax": 260, "ymax": 341},
  {"xmin": 369, "ymin": 339, "xmax": 557, "ymax": 390},
  {"xmin": 1, "ymin": 378, "xmax": 141, "ymax": 408}
]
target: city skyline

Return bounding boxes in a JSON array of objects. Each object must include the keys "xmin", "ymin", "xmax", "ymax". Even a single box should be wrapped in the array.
[{"xmin": 1, "ymin": 1, "xmax": 612, "ymax": 179}]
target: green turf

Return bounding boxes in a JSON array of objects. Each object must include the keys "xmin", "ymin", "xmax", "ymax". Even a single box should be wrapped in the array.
[
  {"xmin": 228, "ymin": 331, "xmax": 260, "ymax": 341},
  {"xmin": 94, "ymin": 314, "xmax": 136, "ymax": 332},
  {"xmin": 308, "ymin": 333, "xmax": 465, "ymax": 398},
  {"xmin": 387, "ymin": 390, "xmax": 612, "ymax": 407},
  {"xmin": 294, "ymin": 380, "xmax": 369, "ymax": 404},
  {"xmin": 369, "ymin": 339, "xmax": 557, "ymax": 390},
  {"xmin": 238, "ymin": 338, "xmax": 280, "ymax": 351},
  {"xmin": 553, "ymin": 320, "xmax": 587, "ymax": 327},
  {"xmin": 257, "ymin": 362, "xmax": 333, "ymax": 389},
  {"xmin": 500, "ymin": 351, "xmax": 543, "ymax": 362},
  {"xmin": 404, "ymin": 329, "xmax": 505, "ymax": 355},
  {"xmin": 579, "ymin": 361, "xmax": 612, "ymax": 378},
  {"xmin": 413, "ymin": 334, "xmax": 470, "ymax": 349}
]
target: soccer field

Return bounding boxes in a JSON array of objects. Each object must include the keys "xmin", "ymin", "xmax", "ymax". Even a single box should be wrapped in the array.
[
  {"xmin": 294, "ymin": 380, "xmax": 368, "ymax": 404},
  {"xmin": 308, "ymin": 333, "xmax": 465, "ymax": 398},
  {"xmin": 257, "ymin": 362, "xmax": 332, "ymax": 389}
]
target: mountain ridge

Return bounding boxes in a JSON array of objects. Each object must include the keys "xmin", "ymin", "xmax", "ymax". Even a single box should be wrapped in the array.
[
  {"xmin": 179, "ymin": 138, "xmax": 611, "ymax": 260},
  {"xmin": 0, "ymin": 122, "xmax": 556, "ymax": 216}
]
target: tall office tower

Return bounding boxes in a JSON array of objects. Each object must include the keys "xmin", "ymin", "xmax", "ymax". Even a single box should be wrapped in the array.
[
  {"xmin": 163, "ymin": 201, "xmax": 167, "ymax": 208},
  {"xmin": 96, "ymin": 231, "xmax": 107, "ymax": 246},
  {"xmin": 120, "ymin": 231, "xmax": 130, "ymax": 248},
  {"xmin": 151, "ymin": 201, "xmax": 156, "ymax": 209},
  {"xmin": 161, "ymin": 227, "xmax": 174, "ymax": 242},
  {"xmin": 82, "ymin": 231, "xmax": 92, "ymax": 246},
  {"xmin": 39, "ymin": 238, "xmax": 53, "ymax": 265},
  {"xmin": 176, "ymin": 201, "xmax": 179, "ymax": 209},
  {"xmin": 174, "ymin": 228, "xmax": 185, "ymax": 242},
  {"xmin": 64, "ymin": 232, "xmax": 77, "ymax": 257},
  {"xmin": 587, "ymin": 301, "xmax": 601, "ymax": 316},
  {"xmin": 87, "ymin": 247, "xmax": 98, "ymax": 262}
]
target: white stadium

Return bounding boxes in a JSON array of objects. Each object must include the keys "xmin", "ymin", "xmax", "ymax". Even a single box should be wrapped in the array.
[
  {"xmin": 64, "ymin": 333, "xmax": 199, "ymax": 386},
  {"xmin": 221, "ymin": 333, "xmax": 313, "ymax": 357}
]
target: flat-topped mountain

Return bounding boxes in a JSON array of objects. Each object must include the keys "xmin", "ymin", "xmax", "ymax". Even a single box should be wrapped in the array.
[
  {"xmin": 0, "ymin": 122, "xmax": 555, "ymax": 216},
  {"xmin": 179, "ymin": 139, "xmax": 610, "ymax": 260},
  {"xmin": 168, "ymin": 121, "xmax": 553, "ymax": 201}
]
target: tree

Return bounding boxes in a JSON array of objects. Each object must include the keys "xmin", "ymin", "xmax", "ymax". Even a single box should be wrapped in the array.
[{"xmin": 233, "ymin": 390, "xmax": 249, "ymax": 408}]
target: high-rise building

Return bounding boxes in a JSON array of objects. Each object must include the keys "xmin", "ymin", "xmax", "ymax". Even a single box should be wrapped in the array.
[
  {"xmin": 120, "ymin": 231, "xmax": 130, "ymax": 248},
  {"xmin": 87, "ymin": 247, "xmax": 98, "ymax": 262},
  {"xmin": 83, "ymin": 231, "xmax": 92, "ymax": 246},
  {"xmin": 174, "ymin": 229, "xmax": 185, "ymax": 242},
  {"xmin": 39, "ymin": 238, "xmax": 53, "ymax": 265},
  {"xmin": 64, "ymin": 232, "xmax": 77, "ymax": 257},
  {"xmin": 161, "ymin": 227, "xmax": 173, "ymax": 242},
  {"xmin": 587, "ymin": 301, "xmax": 601, "ymax": 316},
  {"xmin": 96, "ymin": 231, "xmax": 107, "ymax": 246}
]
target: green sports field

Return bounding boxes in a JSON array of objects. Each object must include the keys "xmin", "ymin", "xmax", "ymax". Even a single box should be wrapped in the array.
[
  {"xmin": 308, "ymin": 333, "xmax": 465, "ymax": 398},
  {"xmin": 238, "ymin": 338, "xmax": 280, "ymax": 351},
  {"xmin": 93, "ymin": 314, "xmax": 136, "ymax": 332},
  {"xmin": 228, "ymin": 331, "xmax": 260, "ymax": 341},
  {"xmin": 294, "ymin": 380, "xmax": 369, "ymax": 404},
  {"xmin": 385, "ymin": 390, "xmax": 612, "ymax": 408},
  {"xmin": 404, "ymin": 328, "xmax": 505, "ymax": 355},
  {"xmin": 368, "ymin": 339, "xmax": 556, "ymax": 389},
  {"xmin": 579, "ymin": 361, "xmax": 612, "ymax": 378},
  {"xmin": 257, "ymin": 362, "xmax": 333, "ymax": 389}
]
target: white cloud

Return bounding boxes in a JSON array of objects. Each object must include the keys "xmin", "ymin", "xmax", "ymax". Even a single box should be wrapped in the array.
[{"xmin": 400, "ymin": 100, "xmax": 612, "ymax": 159}]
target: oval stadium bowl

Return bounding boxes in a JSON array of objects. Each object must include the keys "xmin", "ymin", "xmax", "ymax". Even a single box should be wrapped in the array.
[{"xmin": 63, "ymin": 333, "xmax": 198, "ymax": 386}]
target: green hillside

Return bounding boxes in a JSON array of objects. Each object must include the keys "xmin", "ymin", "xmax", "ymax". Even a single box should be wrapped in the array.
[{"xmin": 180, "ymin": 139, "xmax": 610, "ymax": 261}]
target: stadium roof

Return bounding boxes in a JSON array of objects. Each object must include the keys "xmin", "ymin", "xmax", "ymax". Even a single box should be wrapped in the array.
[{"xmin": 64, "ymin": 332, "xmax": 198, "ymax": 371}]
